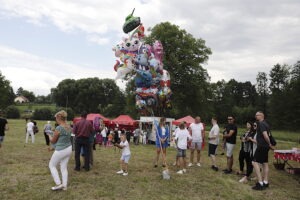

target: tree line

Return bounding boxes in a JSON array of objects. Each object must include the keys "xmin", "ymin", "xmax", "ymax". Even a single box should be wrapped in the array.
[{"xmin": 0, "ymin": 22, "xmax": 299, "ymax": 130}]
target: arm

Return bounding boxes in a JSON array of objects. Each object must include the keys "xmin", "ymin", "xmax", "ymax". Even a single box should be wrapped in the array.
[
  {"xmin": 223, "ymin": 130, "xmax": 235, "ymax": 138},
  {"xmin": 114, "ymin": 143, "xmax": 125, "ymax": 149},
  {"xmin": 5, "ymin": 123, "xmax": 9, "ymax": 131},
  {"xmin": 49, "ymin": 129, "xmax": 60, "ymax": 144},
  {"xmin": 262, "ymin": 131, "xmax": 275, "ymax": 150}
]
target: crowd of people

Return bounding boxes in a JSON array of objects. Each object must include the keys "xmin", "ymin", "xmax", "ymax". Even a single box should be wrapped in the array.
[
  {"xmin": 0, "ymin": 110, "xmax": 275, "ymax": 191},
  {"xmin": 169, "ymin": 112, "xmax": 275, "ymax": 191}
]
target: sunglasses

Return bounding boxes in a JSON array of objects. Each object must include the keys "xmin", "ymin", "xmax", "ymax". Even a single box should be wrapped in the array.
[{"xmin": 227, "ymin": 118, "xmax": 233, "ymax": 120}]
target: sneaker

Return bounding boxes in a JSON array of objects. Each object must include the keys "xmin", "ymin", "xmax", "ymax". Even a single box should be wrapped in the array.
[
  {"xmin": 51, "ymin": 184, "xmax": 63, "ymax": 191},
  {"xmin": 196, "ymin": 163, "xmax": 201, "ymax": 167},
  {"xmin": 239, "ymin": 176, "xmax": 248, "ymax": 183},
  {"xmin": 263, "ymin": 183, "xmax": 269, "ymax": 188},
  {"xmin": 224, "ymin": 169, "xmax": 232, "ymax": 174},
  {"xmin": 252, "ymin": 182, "xmax": 265, "ymax": 190},
  {"xmin": 182, "ymin": 169, "xmax": 187, "ymax": 173},
  {"xmin": 188, "ymin": 163, "xmax": 193, "ymax": 167},
  {"xmin": 123, "ymin": 172, "xmax": 128, "ymax": 176},
  {"xmin": 62, "ymin": 186, "xmax": 67, "ymax": 191},
  {"xmin": 154, "ymin": 165, "xmax": 158, "ymax": 168},
  {"xmin": 250, "ymin": 177, "xmax": 257, "ymax": 181},
  {"xmin": 211, "ymin": 166, "xmax": 218, "ymax": 171},
  {"xmin": 222, "ymin": 169, "xmax": 228, "ymax": 172},
  {"xmin": 177, "ymin": 170, "xmax": 184, "ymax": 174},
  {"xmin": 116, "ymin": 170, "xmax": 124, "ymax": 174},
  {"xmin": 220, "ymin": 153, "xmax": 224, "ymax": 155}
]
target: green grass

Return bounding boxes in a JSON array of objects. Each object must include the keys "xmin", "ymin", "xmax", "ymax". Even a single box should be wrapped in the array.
[{"xmin": 0, "ymin": 119, "xmax": 300, "ymax": 200}]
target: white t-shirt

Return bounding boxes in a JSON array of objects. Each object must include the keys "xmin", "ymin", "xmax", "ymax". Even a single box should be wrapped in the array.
[
  {"xmin": 161, "ymin": 127, "xmax": 166, "ymax": 136},
  {"xmin": 101, "ymin": 127, "xmax": 107, "ymax": 137},
  {"xmin": 189, "ymin": 123, "xmax": 204, "ymax": 142},
  {"xmin": 27, "ymin": 122, "xmax": 34, "ymax": 132},
  {"xmin": 172, "ymin": 127, "xmax": 179, "ymax": 137},
  {"xmin": 209, "ymin": 124, "xmax": 220, "ymax": 145},
  {"xmin": 120, "ymin": 140, "xmax": 130, "ymax": 156},
  {"xmin": 175, "ymin": 128, "xmax": 192, "ymax": 150}
]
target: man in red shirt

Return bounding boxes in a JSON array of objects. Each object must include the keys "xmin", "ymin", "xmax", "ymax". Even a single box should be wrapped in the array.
[{"xmin": 73, "ymin": 111, "xmax": 93, "ymax": 171}]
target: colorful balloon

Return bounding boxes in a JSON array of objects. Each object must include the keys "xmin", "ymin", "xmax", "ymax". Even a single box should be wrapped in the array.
[{"xmin": 113, "ymin": 10, "xmax": 172, "ymax": 116}]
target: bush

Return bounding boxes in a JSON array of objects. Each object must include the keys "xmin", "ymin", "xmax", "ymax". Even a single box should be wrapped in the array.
[
  {"xmin": 33, "ymin": 108, "xmax": 53, "ymax": 120},
  {"xmin": 5, "ymin": 106, "xmax": 20, "ymax": 119}
]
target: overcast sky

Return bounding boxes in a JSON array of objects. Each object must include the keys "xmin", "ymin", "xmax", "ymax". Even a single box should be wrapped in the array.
[{"xmin": 0, "ymin": 0, "xmax": 299, "ymax": 95}]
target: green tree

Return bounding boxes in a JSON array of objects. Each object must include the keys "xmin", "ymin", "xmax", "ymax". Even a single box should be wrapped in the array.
[
  {"xmin": 268, "ymin": 63, "xmax": 291, "ymax": 128},
  {"xmin": 16, "ymin": 87, "xmax": 24, "ymax": 96},
  {"xmin": 0, "ymin": 71, "xmax": 15, "ymax": 110},
  {"xmin": 144, "ymin": 22, "xmax": 212, "ymax": 118},
  {"xmin": 256, "ymin": 72, "xmax": 268, "ymax": 114},
  {"xmin": 52, "ymin": 78, "xmax": 124, "ymax": 115}
]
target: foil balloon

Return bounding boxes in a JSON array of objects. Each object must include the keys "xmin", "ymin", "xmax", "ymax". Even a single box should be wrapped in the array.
[{"xmin": 113, "ymin": 9, "xmax": 172, "ymax": 116}]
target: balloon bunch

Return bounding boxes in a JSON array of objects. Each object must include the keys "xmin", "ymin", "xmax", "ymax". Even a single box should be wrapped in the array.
[{"xmin": 112, "ymin": 9, "xmax": 172, "ymax": 116}]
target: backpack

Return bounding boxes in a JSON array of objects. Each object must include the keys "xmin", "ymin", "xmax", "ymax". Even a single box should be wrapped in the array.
[
  {"xmin": 93, "ymin": 116, "xmax": 101, "ymax": 132},
  {"xmin": 269, "ymin": 131, "xmax": 277, "ymax": 146}
]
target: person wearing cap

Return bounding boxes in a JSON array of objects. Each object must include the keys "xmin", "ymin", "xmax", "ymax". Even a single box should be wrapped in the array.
[{"xmin": 44, "ymin": 121, "xmax": 52, "ymax": 146}]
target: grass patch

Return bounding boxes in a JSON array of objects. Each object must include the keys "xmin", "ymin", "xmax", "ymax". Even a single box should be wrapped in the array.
[{"xmin": 0, "ymin": 119, "xmax": 299, "ymax": 200}]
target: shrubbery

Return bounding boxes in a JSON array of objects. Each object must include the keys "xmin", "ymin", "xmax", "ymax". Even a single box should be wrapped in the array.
[
  {"xmin": 5, "ymin": 106, "xmax": 20, "ymax": 119},
  {"xmin": 33, "ymin": 107, "xmax": 75, "ymax": 121},
  {"xmin": 33, "ymin": 108, "xmax": 53, "ymax": 120}
]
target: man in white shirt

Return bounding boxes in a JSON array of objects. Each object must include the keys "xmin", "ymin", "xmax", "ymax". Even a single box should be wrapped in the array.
[
  {"xmin": 208, "ymin": 117, "xmax": 220, "ymax": 171},
  {"xmin": 26, "ymin": 119, "xmax": 35, "ymax": 143},
  {"xmin": 188, "ymin": 116, "xmax": 204, "ymax": 167},
  {"xmin": 175, "ymin": 122, "xmax": 192, "ymax": 174}
]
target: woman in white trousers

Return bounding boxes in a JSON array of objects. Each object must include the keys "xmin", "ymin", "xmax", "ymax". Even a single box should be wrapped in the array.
[{"xmin": 48, "ymin": 110, "xmax": 72, "ymax": 191}]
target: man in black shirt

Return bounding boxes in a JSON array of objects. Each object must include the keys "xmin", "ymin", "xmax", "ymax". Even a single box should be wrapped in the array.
[
  {"xmin": 0, "ymin": 114, "xmax": 9, "ymax": 148},
  {"xmin": 252, "ymin": 111, "xmax": 275, "ymax": 190},
  {"xmin": 222, "ymin": 115, "xmax": 237, "ymax": 174}
]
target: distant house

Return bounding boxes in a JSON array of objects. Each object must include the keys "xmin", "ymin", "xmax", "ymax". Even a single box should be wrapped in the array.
[{"xmin": 14, "ymin": 96, "xmax": 29, "ymax": 103}]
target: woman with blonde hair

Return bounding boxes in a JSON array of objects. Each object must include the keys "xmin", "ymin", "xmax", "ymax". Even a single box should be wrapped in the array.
[
  {"xmin": 154, "ymin": 117, "xmax": 169, "ymax": 168},
  {"xmin": 48, "ymin": 110, "xmax": 72, "ymax": 191}
]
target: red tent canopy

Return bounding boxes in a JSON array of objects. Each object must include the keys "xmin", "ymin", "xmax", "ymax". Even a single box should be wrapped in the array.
[
  {"xmin": 112, "ymin": 115, "xmax": 138, "ymax": 126},
  {"xmin": 73, "ymin": 113, "xmax": 111, "ymax": 126},
  {"xmin": 172, "ymin": 115, "xmax": 195, "ymax": 126}
]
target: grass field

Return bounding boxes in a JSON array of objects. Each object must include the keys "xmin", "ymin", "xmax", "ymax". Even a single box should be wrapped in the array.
[{"xmin": 0, "ymin": 119, "xmax": 300, "ymax": 200}]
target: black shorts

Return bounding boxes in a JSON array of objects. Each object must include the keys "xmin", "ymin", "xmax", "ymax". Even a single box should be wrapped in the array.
[
  {"xmin": 208, "ymin": 143, "xmax": 218, "ymax": 156},
  {"xmin": 177, "ymin": 148, "xmax": 186, "ymax": 157},
  {"xmin": 253, "ymin": 146, "xmax": 269, "ymax": 164}
]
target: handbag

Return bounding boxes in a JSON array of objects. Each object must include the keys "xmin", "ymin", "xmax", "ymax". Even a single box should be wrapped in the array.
[{"xmin": 269, "ymin": 131, "xmax": 276, "ymax": 146}]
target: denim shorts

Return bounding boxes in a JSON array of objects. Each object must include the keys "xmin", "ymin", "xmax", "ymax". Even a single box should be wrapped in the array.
[
  {"xmin": 191, "ymin": 142, "xmax": 202, "ymax": 150},
  {"xmin": 121, "ymin": 154, "xmax": 131, "ymax": 163},
  {"xmin": 0, "ymin": 136, "xmax": 4, "ymax": 144}
]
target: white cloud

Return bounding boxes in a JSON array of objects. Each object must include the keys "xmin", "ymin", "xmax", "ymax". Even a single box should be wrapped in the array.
[
  {"xmin": 0, "ymin": 45, "xmax": 123, "ymax": 95},
  {"xmin": 0, "ymin": 0, "xmax": 300, "ymax": 86},
  {"xmin": 87, "ymin": 34, "xmax": 110, "ymax": 45}
]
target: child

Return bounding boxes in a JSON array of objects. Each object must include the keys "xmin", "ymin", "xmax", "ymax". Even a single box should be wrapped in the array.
[
  {"xmin": 113, "ymin": 134, "xmax": 131, "ymax": 176},
  {"xmin": 174, "ymin": 122, "xmax": 192, "ymax": 174},
  {"xmin": 107, "ymin": 133, "xmax": 113, "ymax": 147}
]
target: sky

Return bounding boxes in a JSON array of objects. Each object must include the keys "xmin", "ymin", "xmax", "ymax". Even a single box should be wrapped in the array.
[{"xmin": 0, "ymin": 0, "xmax": 299, "ymax": 95}]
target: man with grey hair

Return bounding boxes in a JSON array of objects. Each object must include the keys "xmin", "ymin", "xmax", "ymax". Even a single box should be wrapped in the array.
[
  {"xmin": 252, "ymin": 111, "xmax": 275, "ymax": 190},
  {"xmin": 44, "ymin": 121, "xmax": 52, "ymax": 146}
]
